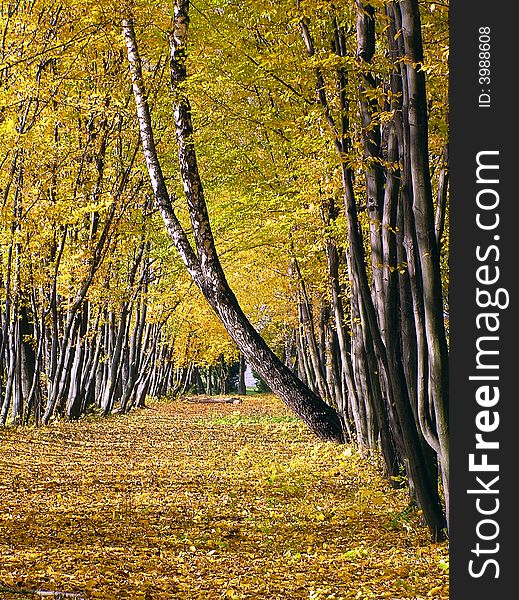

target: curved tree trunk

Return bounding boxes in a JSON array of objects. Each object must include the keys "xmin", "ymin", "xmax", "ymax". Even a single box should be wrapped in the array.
[{"xmin": 122, "ymin": 11, "xmax": 343, "ymax": 443}]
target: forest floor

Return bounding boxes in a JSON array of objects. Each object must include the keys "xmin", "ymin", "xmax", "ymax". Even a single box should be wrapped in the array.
[{"xmin": 0, "ymin": 395, "xmax": 449, "ymax": 599}]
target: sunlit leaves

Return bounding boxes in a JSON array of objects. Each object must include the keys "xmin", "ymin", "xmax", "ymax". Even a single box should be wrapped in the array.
[{"xmin": 0, "ymin": 0, "xmax": 448, "ymax": 380}]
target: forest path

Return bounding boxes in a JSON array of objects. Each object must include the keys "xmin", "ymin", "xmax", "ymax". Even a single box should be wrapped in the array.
[{"xmin": 0, "ymin": 396, "xmax": 448, "ymax": 599}]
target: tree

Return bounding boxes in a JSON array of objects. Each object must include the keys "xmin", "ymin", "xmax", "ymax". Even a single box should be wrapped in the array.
[{"xmin": 122, "ymin": 1, "xmax": 345, "ymax": 443}]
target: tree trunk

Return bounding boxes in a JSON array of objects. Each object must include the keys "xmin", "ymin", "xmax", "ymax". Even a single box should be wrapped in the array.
[
  {"xmin": 238, "ymin": 352, "xmax": 246, "ymax": 395},
  {"xmin": 122, "ymin": 11, "xmax": 344, "ymax": 443},
  {"xmin": 394, "ymin": 0, "xmax": 449, "ymax": 519}
]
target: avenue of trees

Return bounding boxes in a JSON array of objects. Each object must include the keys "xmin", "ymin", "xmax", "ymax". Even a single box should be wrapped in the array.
[{"xmin": 0, "ymin": 0, "xmax": 449, "ymax": 539}]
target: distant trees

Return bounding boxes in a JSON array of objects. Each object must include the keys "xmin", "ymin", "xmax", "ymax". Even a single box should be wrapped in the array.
[{"xmin": 0, "ymin": 0, "xmax": 449, "ymax": 538}]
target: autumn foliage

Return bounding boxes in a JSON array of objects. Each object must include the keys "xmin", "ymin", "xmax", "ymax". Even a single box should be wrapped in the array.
[
  {"xmin": 0, "ymin": 396, "xmax": 448, "ymax": 599},
  {"xmin": 1, "ymin": 0, "xmax": 450, "ymax": 566}
]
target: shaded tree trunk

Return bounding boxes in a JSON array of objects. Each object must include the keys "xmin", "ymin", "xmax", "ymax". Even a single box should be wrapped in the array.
[{"xmin": 238, "ymin": 352, "xmax": 246, "ymax": 395}]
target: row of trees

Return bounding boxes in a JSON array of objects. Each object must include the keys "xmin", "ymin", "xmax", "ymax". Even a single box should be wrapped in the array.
[
  {"xmin": 0, "ymin": 0, "xmax": 449, "ymax": 539},
  {"xmin": 0, "ymin": 0, "xmax": 242, "ymax": 427}
]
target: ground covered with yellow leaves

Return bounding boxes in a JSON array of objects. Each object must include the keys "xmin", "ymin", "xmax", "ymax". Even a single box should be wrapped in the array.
[{"xmin": 0, "ymin": 395, "xmax": 448, "ymax": 599}]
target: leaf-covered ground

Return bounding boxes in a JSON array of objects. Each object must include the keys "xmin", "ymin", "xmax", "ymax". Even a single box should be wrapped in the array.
[{"xmin": 0, "ymin": 395, "xmax": 448, "ymax": 599}]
